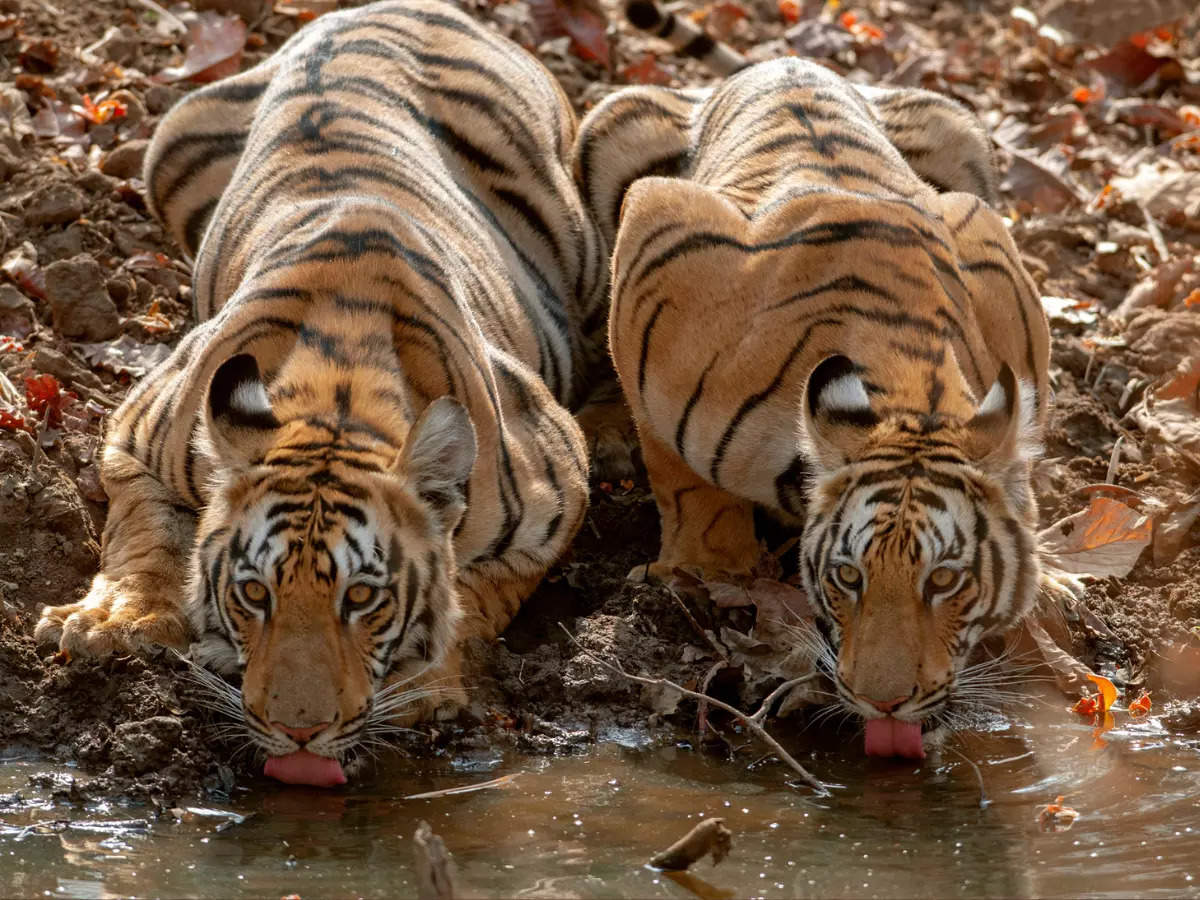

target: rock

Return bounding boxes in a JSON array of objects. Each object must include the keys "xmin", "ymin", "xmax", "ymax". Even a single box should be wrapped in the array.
[
  {"xmin": 144, "ymin": 84, "xmax": 182, "ymax": 115},
  {"xmin": 24, "ymin": 184, "xmax": 83, "ymax": 227},
  {"xmin": 100, "ymin": 140, "xmax": 149, "ymax": 180},
  {"xmin": 108, "ymin": 90, "xmax": 147, "ymax": 131},
  {"xmin": 75, "ymin": 170, "xmax": 116, "ymax": 194},
  {"xmin": 38, "ymin": 224, "xmax": 85, "ymax": 262},
  {"xmin": 91, "ymin": 25, "xmax": 140, "ymax": 66},
  {"xmin": 0, "ymin": 284, "xmax": 37, "ymax": 337},
  {"xmin": 43, "ymin": 255, "xmax": 121, "ymax": 341},
  {"xmin": 30, "ymin": 346, "xmax": 106, "ymax": 393}
]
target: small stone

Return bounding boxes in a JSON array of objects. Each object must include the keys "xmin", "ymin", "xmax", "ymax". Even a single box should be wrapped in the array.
[
  {"xmin": 43, "ymin": 254, "xmax": 121, "ymax": 341},
  {"xmin": 31, "ymin": 346, "xmax": 105, "ymax": 392},
  {"xmin": 0, "ymin": 283, "xmax": 36, "ymax": 337},
  {"xmin": 100, "ymin": 140, "xmax": 149, "ymax": 180},
  {"xmin": 24, "ymin": 184, "xmax": 83, "ymax": 226},
  {"xmin": 108, "ymin": 89, "xmax": 147, "ymax": 131},
  {"xmin": 91, "ymin": 25, "xmax": 140, "ymax": 66},
  {"xmin": 144, "ymin": 84, "xmax": 182, "ymax": 115},
  {"xmin": 89, "ymin": 123, "xmax": 117, "ymax": 150},
  {"xmin": 39, "ymin": 224, "xmax": 85, "ymax": 262},
  {"xmin": 76, "ymin": 170, "xmax": 116, "ymax": 194}
]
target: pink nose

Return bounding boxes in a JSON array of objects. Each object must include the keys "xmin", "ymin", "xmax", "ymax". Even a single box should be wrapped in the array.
[
  {"xmin": 272, "ymin": 721, "xmax": 331, "ymax": 744},
  {"xmin": 862, "ymin": 694, "xmax": 910, "ymax": 714}
]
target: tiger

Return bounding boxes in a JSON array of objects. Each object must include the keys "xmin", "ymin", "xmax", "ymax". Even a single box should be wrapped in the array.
[
  {"xmin": 34, "ymin": 0, "xmax": 607, "ymax": 786},
  {"xmin": 575, "ymin": 2, "xmax": 1050, "ymax": 759}
]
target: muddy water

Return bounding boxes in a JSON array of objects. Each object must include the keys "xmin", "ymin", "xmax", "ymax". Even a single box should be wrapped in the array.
[{"xmin": 2, "ymin": 699, "xmax": 1198, "ymax": 899}]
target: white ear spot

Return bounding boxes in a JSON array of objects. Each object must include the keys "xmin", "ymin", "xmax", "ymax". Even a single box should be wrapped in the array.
[
  {"xmin": 230, "ymin": 380, "xmax": 272, "ymax": 416},
  {"xmin": 819, "ymin": 374, "xmax": 872, "ymax": 411},
  {"xmin": 975, "ymin": 377, "xmax": 1007, "ymax": 417}
]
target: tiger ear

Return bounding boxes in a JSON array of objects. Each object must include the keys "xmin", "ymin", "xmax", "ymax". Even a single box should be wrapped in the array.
[
  {"xmin": 963, "ymin": 364, "xmax": 1040, "ymax": 464},
  {"xmin": 801, "ymin": 355, "xmax": 879, "ymax": 469},
  {"xmin": 399, "ymin": 397, "xmax": 477, "ymax": 532},
  {"xmin": 205, "ymin": 354, "xmax": 281, "ymax": 467}
]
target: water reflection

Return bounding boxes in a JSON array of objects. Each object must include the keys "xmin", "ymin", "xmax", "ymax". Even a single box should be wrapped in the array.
[{"xmin": 1, "ymin": 701, "xmax": 1198, "ymax": 899}]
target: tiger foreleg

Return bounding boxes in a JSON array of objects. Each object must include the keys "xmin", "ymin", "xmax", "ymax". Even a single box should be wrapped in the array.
[
  {"xmin": 632, "ymin": 428, "xmax": 759, "ymax": 583},
  {"xmin": 35, "ymin": 448, "xmax": 194, "ymax": 658},
  {"xmin": 575, "ymin": 378, "xmax": 639, "ymax": 483}
]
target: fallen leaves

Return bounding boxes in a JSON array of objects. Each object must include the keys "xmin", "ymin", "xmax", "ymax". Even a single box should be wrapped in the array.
[
  {"xmin": 1037, "ymin": 795, "xmax": 1080, "ymax": 833},
  {"xmin": 528, "ymin": 0, "xmax": 610, "ymax": 66},
  {"xmin": 621, "ymin": 53, "xmax": 672, "ymax": 86},
  {"xmin": 155, "ymin": 11, "xmax": 247, "ymax": 84},
  {"xmin": 1040, "ymin": 495, "xmax": 1153, "ymax": 579}
]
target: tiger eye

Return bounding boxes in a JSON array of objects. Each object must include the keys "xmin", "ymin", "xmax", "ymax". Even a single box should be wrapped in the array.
[
  {"xmin": 346, "ymin": 584, "xmax": 375, "ymax": 608},
  {"xmin": 928, "ymin": 567, "xmax": 958, "ymax": 590},
  {"xmin": 836, "ymin": 564, "xmax": 862, "ymax": 587},
  {"xmin": 241, "ymin": 580, "xmax": 268, "ymax": 604}
]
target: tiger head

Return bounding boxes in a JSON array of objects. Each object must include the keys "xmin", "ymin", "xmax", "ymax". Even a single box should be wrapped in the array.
[
  {"xmin": 797, "ymin": 355, "xmax": 1042, "ymax": 757},
  {"xmin": 187, "ymin": 354, "xmax": 476, "ymax": 770}
]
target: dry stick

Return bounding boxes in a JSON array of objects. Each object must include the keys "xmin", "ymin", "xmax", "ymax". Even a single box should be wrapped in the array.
[
  {"xmin": 558, "ymin": 623, "xmax": 829, "ymax": 794},
  {"xmin": 1105, "ymin": 434, "xmax": 1125, "ymax": 485},
  {"xmin": 1139, "ymin": 203, "xmax": 1170, "ymax": 264},
  {"xmin": 749, "ymin": 673, "xmax": 822, "ymax": 726},
  {"xmin": 947, "ymin": 746, "xmax": 991, "ymax": 810}
]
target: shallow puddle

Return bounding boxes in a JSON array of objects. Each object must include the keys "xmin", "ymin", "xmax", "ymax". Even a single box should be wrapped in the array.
[{"xmin": 2, "ymin": 693, "xmax": 1199, "ymax": 899}]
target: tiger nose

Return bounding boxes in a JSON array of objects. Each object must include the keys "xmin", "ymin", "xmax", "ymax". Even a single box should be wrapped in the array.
[
  {"xmin": 272, "ymin": 721, "xmax": 332, "ymax": 744},
  {"xmin": 861, "ymin": 694, "xmax": 912, "ymax": 714}
]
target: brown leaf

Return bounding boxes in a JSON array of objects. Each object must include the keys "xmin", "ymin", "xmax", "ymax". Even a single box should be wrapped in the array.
[
  {"xmin": 1022, "ymin": 619, "xmax": 1100, "ymax": 695},
  {"xmin": 1087, "ymin": 40, "xmax": 1171, "ymax": 91},
  {"xmin": 1039, "ymin": 496, "xmax": 1153, "ymax": 578},
  {"xmin": 999, "ymin": 150, "xmax": 1084, "ymax": 214},
  {"xmin": 155, "ymin": 12, "xmax": 247, "ymax": 84},
  {"xmin": 1130, "ymin": 356, "xmax": 1200, "ymax": 459},
  {"xmin": 621, "ymin": 52, "xmax": 672, "ymax": 85},
  {"xmin": 1114, "ymin": 254, "xmax": 1197, "ymax": 320}
]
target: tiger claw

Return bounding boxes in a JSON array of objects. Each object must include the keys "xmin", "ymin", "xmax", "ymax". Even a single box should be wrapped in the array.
[{"xmin": 36, "ymin": 572, "xmax": 191, "ymax": 659}]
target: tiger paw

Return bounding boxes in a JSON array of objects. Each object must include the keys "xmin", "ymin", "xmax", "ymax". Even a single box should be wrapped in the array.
[
  {"xmin": 35, "ymin": 572, "xmax": 190, "ymax": 658},
  {"xmin": 626, "ymin": 559, "xmax": 750, "ymax": 585},
  {"xmin": 576, "ymin": 396, "xmax": 639, "ymax": 483}
]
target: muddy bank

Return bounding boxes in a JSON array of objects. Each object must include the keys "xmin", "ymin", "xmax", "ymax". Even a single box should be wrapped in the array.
[{"xmin": 0, "ymin": 0, "xmax": 1199, "ymax": 807}]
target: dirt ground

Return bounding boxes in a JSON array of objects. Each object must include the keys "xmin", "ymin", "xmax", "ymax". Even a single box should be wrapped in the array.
[{"xmin": 0, "ymin": 0, "xmax": 1198, "ymax": 805}]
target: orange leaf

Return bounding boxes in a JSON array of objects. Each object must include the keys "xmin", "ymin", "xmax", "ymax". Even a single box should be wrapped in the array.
[
  {"xmin": 839, "ymin": 10, "xmax": 857, "ymax": 26},
  {"xmin": 1087, "ymin": 673, "xmax": 1117, "ymax": 713},
  {"xmin": 1037, "ymin": 796, "xmax": 1080, "ymax": 832},
  {"xmin": 1040, "ymin": 497, "xmax": 1153, "ymax": 578},
  {"xmin": 1158, "ymin": 358, "xmax": 1200, "ymax": 400},
  {"xmin": 778, "ymin": 0, "xmax": 800, "ymax": 22},
  {"xmin": 1072, "ymin": 86, "xmax": 1095, "ymax": 103},
  {"xmin": 1128, "ymin": 692, "xmax": 1152, "ymax": 717},
  {"xmin": 621, "ymin": 52, "xmax": 672, "ymax": 85},
  {"xmin": 1071, "ymin": 696, "xmax": 1099, "ymax": 718}
]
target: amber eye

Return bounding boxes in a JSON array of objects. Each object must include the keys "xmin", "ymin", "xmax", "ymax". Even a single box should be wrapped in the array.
[
  {"xmin": 928, "ymin": 566, "xmax": 960, "ymax": 591},
  {"xmin": 345, "ymin": 584, "xmax": 376, "ymax": 610},
  {"xmin": 239, "ymin": 579, "xmax": 269, "ymax": 610},
  {"xmin": 835, "ymin": 564, "xmax": 862, "ymax": 589}
]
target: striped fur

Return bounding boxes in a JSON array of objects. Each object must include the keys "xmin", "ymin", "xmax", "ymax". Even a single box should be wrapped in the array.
[
  {"xmin": 36, "ymin": 0, "xmax": 604, "ymax": 762},
  {"xmin": 578, "ymin": 56, "xmax": 1050, "ymax": 735}
]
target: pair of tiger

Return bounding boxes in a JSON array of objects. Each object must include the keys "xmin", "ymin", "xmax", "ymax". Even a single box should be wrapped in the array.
[{"xmin": 35, "ymin": 0, "xmax": 1049, "ymax": 781}]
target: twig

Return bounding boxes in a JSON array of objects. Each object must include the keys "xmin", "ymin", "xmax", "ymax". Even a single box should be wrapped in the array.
[
  {"xmin": 558, "ymin": 623, "xmax": 828, "ymax": 794},
  {"xmin": 132, "ymin": 0, "xmax": 188, "ymax": 35},
  {"xmin": 1138, "ymin": 203, "xmax": 1169, "ymax": 264},
  {"xmin": 697, "ymin": 659, "xmax": 727, "ymax": 735},
  {"xmin": 749, "ymin": 673, "xmax": 822, "ymax": 726},
  {"xmin": 948, "ymin": 747, "xmax": 990, "ymax": 810},
  {"xmin": 649, "ymin": 818, "xmax": 732, "ymax": 871},
  {"xmin": 413, "ymin": 821, "xmax": 458, "ymax": 900},
  {"xmin": 1105, "ymin": 435, "xmax": 1125, "ymax": 485}
]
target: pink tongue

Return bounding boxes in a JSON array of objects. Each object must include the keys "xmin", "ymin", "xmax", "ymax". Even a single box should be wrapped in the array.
[
  {"xmin": 864, "ymin": 718, "xmax": 926, "ymax": 759},
  {"xmin": 264, "ymin": 750, "xmax": 347, "ymax": 787}
]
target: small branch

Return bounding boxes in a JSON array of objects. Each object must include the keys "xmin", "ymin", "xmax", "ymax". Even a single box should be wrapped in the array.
[
  {"xmin": 948, "ymin": 747, "xmax": 990, "ymax": 810},
  {"xmin": 649, "ymin": 817, "xmax": 732, "ymax": 871},
  {"xmin": 558, "ymin": 623, "xmax": 828, "ymax": 794},
  {"xmin": 748, "ymin": 673, "xmax": 822, "ymax": 726},
  {"xmin": 1138, "ymin": 202, "xmax": 1169, "ymax": 264},
  {"xmin": 413, "ymin": 821, "xmax": 459, "ymax": 900}
]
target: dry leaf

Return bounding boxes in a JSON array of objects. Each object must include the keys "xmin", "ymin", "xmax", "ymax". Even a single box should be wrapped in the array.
[
  {"xmin": 1039, "ymin": 497, "xmax": 1153, "ymax": 578},
  {"xmin": 999, "ymin": 150, "xmax": 1084, "ymax": 214},
  {"xmin": 1130, "ymin": 357, "xmax": 1200, "ymax": 459},
  {"xmin": 1023, "ymin": 618, "xmax": 1098, "ymax": 694},
  {"xmin": 1037, "ymin": 795, "xmax": 1079, "ymax": 833},
  {"xmin": 1114, "ymin": 255, "xmax": 1197, "ymax": 320},
  {"xmin": 155, "ymin": 12, "xmax": 247, "ymax": 84}
]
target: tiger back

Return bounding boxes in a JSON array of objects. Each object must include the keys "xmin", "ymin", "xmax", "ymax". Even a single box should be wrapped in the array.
[
  {"xmin": 36, "ymin": 0, "xmax": 604, "ymax": 783},
  {"xmin": 577, "ymin": 54, "xmax": 1050, "ymax": 757}
]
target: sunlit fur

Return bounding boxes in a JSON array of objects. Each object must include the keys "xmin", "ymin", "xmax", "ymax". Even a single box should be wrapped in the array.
[
  {"xmin": 35, "ymin": 0, "xmax": 603, "ymax": 763},
  {"xmin": 578, "ymin": 54, "xmax": 1051, "ymax": 735}
]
